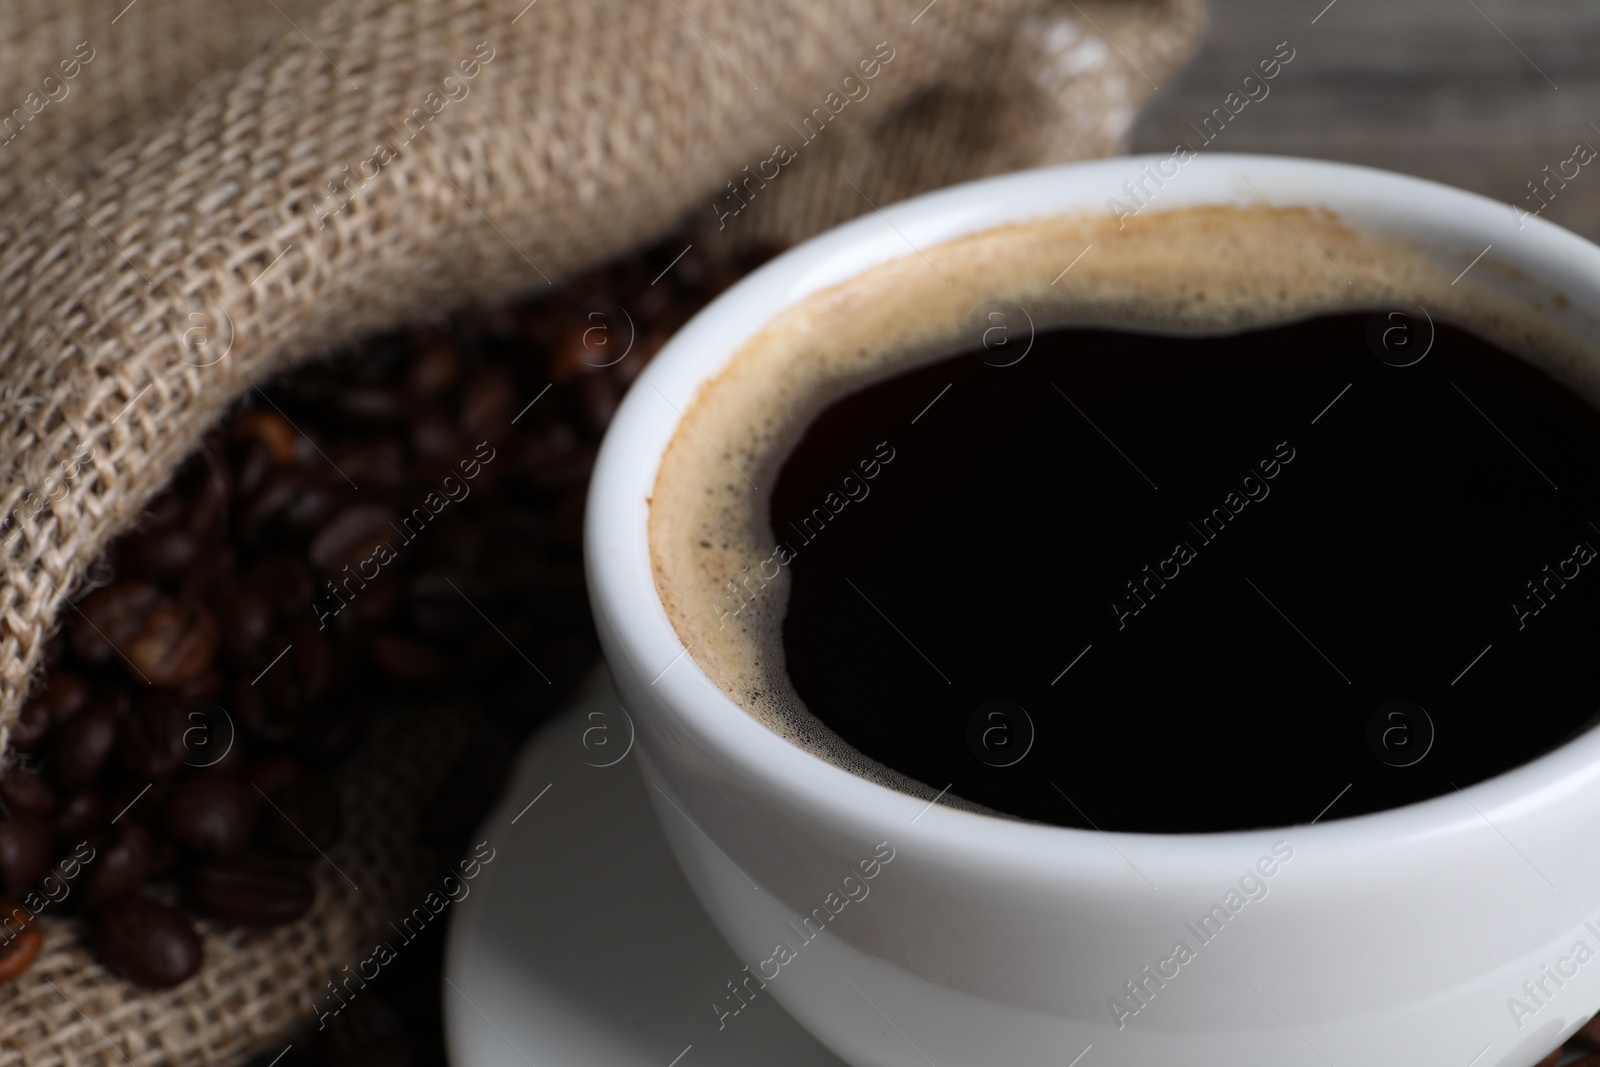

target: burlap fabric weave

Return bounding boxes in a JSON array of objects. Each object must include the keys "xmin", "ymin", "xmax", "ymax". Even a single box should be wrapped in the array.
[{"xmin": 0, "ymin": 0, "xmax": 1202, "ymax": 1062}]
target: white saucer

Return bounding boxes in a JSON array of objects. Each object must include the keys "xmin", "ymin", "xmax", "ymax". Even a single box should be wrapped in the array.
[{"xmin": 443, "ymin": 668, "xmax": 849, "ymax": 1067}]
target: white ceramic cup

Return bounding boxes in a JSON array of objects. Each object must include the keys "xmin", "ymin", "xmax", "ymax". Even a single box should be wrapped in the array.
[{"xmin": 585, "ymin": 155, "xmax": 1600, "ymax": 1067}]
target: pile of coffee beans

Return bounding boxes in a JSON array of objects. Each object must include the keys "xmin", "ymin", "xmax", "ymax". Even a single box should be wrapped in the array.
[{"xmin": 0, "ymin": 234, "xmax": 769, "ymax": 1054}]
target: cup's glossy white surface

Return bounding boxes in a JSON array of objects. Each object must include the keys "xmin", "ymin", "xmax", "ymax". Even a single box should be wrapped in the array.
[{"xmin": 585, "ymin": 156, "xmax": 1600, "ymax": 1067}]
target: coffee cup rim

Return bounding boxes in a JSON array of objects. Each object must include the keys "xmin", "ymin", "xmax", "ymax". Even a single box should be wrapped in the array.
[{"xmin": 587, "ymin": 153, "xmax": 1600, "ymax": 863}]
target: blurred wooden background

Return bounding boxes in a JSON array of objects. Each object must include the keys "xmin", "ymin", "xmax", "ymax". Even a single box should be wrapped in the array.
[{"xmin": 1130, "ymin": 0, "xmax": 1600, "ymax": 240}]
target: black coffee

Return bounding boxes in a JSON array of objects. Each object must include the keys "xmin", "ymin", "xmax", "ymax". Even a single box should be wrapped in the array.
[{"xmin": 774, "ymin": 312, "xmax": 1600, "ymax": 831}]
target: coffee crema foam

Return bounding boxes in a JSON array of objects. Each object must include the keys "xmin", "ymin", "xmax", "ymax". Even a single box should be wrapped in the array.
[{"xmin": 649, "ymin": 204, "xmax": 1600, "ymax": 815}]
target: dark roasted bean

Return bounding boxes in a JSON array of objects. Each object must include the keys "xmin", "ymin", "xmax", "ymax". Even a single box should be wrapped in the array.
[
  {"xmin": 309, "ymin": 505, "xmax": 397, "ymax": 572},
  {"xmin": 169, "ymin": 667, "xmax": 227, "ymax": 704},
  {"xmin": 258, "ymin": 625, "xmax": 333, "ymax": 717},
  {"xmin": 92, "ymin": 895, "xmax": 202, "ymax": 988},
  {"xmin": 54, "ymin": 789, "xmax": 108, "ymax": 839},
  {"xmin": 192, "ymin": 856, "xmax": 314, "ymax": 927},
  {"xmin": 231, "ymin": 409, "xmax": 300, "ymax": 465},
  {"xmin": 69, "ymin": 581, "xmax": 163, "ymax": 667},
  {"xmin": 327, "ymin": 440, "xmax": 407, "ymax": 491},
  {"xmin": 82, "ymin": 823, "xmax": 155, "ymax": 908},
  {"xmin": 459, "ymin": 367, "xmax": 516, "ymax": 443},
  {"xmin": 365, "ymin": 632, "xmax": 446, "ymax": 684},
  {"xmin": 51, "ymin": 701, "xmax": 120, "ymax": 789},
  {"xmin": 0, "ymin": 772, "xmax": 56, "ymax": 816},
  {"xmin": 126, "ymin": 601, "xmax": 219, "ymax": 687},
  {"xmin": 247, "ymin": 554, "xmax": 315, "ymax": 620},
  {"xmin": 0, "ymin": 897, "xmax": 40, "ymax": 983},
  {"xmin": 404, "ymin": 570, "xmax": 480, "ymax": 643},
  {"xmin": 333, "ymin": 386, "xmax": 410, "ymax": 424},
  {"xmin": 223, "ymin": 585, "xmax": 274, "ymax": 662},
  {"xmin": 249, "ymin": 755, "xmax": 303, "ymax": 798},
  {"xmin": 130, "ymin": 524, "xmax": 201, "ymax": 582},
  {"xmin": 6, "ymin": 699, "xmax": 53, "ymax": 753},
  {"xmin": 408, "ymin": 338, "xmax": 461, "ymax": 398},
  {"xmin": 410, "ymin": 415, "xmax": 467, "ymax": 464},
  {"xmin": 0, "ymin": 815, "xmax": 53, "ymax": 890},
  {"xmin": 234, "ymin": 680, "xmax": 302, "ymax": 745},
  {"xmin": 117, "ymin": 694, "xmax": 191, "ymax": 778},
  {"xmin": 163, "ymin": 774, "xmax": 258, "ymax": 857},
  {"xmin": 244, "ymin": 470, "xmax": 347, "ymax": 541},
  {"xmin": 14, "ymin": 672, "xmax": 90, "ymax": 753}
]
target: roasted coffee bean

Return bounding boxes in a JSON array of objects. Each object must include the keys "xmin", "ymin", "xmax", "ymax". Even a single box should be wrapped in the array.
[
  {"xmin": 250, "ymin": 755, "xmax": 303, "ymax": 798},
  {"xmin": 0, "ymin": 927, "xmax": 41, "ymax": 984},
  {"xmin": 234, "ymin": 680, "xmax": 302, "ymax": 745},
  {"xmin": 117, "ymin": 694, "xmax": 191, "ymax": 778},
  {"xmin": 258, "ymin": 625, "xmax": 334, "ymax": 717},
  {"xmin": 223, "ymin": 584, "xmax": 275, "ymax": 662},
  {"xmin": 169, "ymin": 667, "xmax": 227, "ymax": 704},
  {"xmin": 163, "ymin": 774, "xmax": 258, "ymax": 857},
  {"xmin": 410, "ymin": 414, "xmax": 467, "ymax": 465},
  {"xmin": 7, "ymin": 699, "xmax": 53, "ymax": 752},
  {"xmin": 127, "ymin": 601, "xmax": 219, "ymax": 687},
  {"xmin": 130, "ymin": 524, "xmax": 201, "ymax": 582},
  {"xmin": 365, "ymin": 632, "xmax": 446, "ymax": 684},
  {"xmin": 92, "ymin": 895, "xmax": 202, "ymax": 988},
  {"xmin": 70, "ymin": 581, "xmax": 163, "ymax": 667},
  {"xmin": 408, "ymin": 337, "xmax": 462, "ymax": 398},
  {"xmin": 108, "ymin": 775, "xmax": 175, "ymax": 831},
  {"xmin": 0, "ymin": 772, "xmax": 56, "ymax": 816},
  {"xmin": 246, "ymin": 554, "xmax": 315, "ymax": 620},
  {"xmin": 12, "ymin": 672, "xmax": 89, "ymax": 752},
  {"xmin": 192, "ymin": 856, "xmax": 314, "ymax": 927},
  {"xmin": 51, "ymin": 700, "xmax": 120, "ymax": 789},
  {"xmin": 0, "ymin": 897, "xmax": 40, "ymax": 983},
  {"xmin": 82, "ymin": 823, "xmax": 155, "ymax": 908},
  {"xmin": 0, "ymin": 815, "xmax": 53, "ymax": 890},
  {"xmin": 231, "ymin": 409, "xmax": 300, "ymax": 464},
  {"xmin": 309, "ymin": 505, "xmax": 397, "ymax": 572},
  {"xmin": 327, "ymin": 440, "xmax": 406, "ymax": 491},
  {"xmin": 404, "ymin": 570, "xmax": 481, "ymax": 642},
  {"xmin": 54, "ymin": 789, "xmax": 108, "ymax": 839},
  {"xmin": 178, "ymin": 701, "xmax": 246, "ymax": 774},
  {"xmin": 245, "ymin": 470, "xmax": 348, "ymax": 541},
  {"xmin": 459, "ymin": 367, "xmax": 516, "ymax": 443},
  {"xmin": 232, "ymin": 439, "xmax": 276, "ymax": 499},
  {"xmin": 334, "ymin": 386, "xmax": 410, "ymax": 425}
]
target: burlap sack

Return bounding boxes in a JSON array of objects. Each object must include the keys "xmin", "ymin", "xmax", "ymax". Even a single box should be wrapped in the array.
[{"xmin": 0, "ymin": 0, "xmax": 1202, "ymax": 1062}]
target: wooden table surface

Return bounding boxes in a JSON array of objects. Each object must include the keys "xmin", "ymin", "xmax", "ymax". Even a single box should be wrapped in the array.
[{"xmin": 1130, "ymin": 0, "xmax": 1600, "ymax": 240}]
